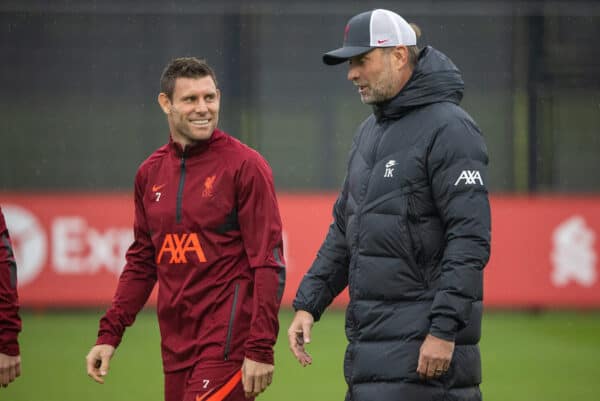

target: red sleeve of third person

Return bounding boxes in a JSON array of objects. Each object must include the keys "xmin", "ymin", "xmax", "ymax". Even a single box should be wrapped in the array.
[{"xmin": 0, "ymin": 207, "xmax": 21, "ymax": 356}]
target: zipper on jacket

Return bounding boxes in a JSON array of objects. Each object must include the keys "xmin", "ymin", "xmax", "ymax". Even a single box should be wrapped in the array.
[
  {"xmin": 406, "ymin": 195, "xmax": 428, "ymax": 289},
  {"xmin": 176, "ymin": 151, "xmax": 186, "ymax": 224},
  {"xmin": 224, "ymin": 282, "xmax": 240, "ymax": 361}
]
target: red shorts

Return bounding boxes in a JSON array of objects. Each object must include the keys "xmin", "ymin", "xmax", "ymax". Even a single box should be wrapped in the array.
[{"xmin": 164, "ymin": 361, "xmax": 253, "ymax": 401}]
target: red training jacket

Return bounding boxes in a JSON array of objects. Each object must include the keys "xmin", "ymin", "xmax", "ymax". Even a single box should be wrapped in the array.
[
  {"xmin": 97, "ymin": 129, "xmax": 286, "ymax": 372},
  {"xmin": 0, "ymin": 206, "xmax": 21, "ymax": 356}
]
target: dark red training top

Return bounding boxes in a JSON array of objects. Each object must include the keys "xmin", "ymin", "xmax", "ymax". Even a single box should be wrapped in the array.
[{"xmin": 97, "ymin": 129, "xmax": 285, "ymax": 372}]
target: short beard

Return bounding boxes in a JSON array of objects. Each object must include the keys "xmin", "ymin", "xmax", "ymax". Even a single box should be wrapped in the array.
[
  {"xmin": 360, "ymin": 57, "xmax": 397, "ymax": 104},
  {"xmin": 360, "ymin": 90, "xmax": 389, "ymax": 104},
  {"xmin": 360, "ymin": 82, "xmax": 396, "ymax": 104}
]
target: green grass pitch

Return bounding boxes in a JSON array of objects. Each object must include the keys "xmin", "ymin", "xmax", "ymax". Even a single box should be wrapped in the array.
[{"xmin": 3, "ymin": 309, "xmax": 600, "ymax": 400}]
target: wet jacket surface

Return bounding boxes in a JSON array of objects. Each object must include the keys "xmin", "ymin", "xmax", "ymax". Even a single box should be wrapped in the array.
[{"xmin": 294, "ymin": 46, "xmax": 491, "ymax": 401}]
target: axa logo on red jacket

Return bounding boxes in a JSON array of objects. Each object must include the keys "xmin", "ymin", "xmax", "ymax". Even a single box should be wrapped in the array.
[{"xmin": 156, "ymin": 233, "xmax": 207, "ymax": 264}]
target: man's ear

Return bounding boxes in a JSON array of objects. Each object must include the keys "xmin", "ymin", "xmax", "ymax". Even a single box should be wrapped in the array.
[
  {"xmin": 392, "ymin": 46, "xmax": 409, "ymax": 68},
  {"xmin": 157, "ymin": 92, "xmax": 172, "ymax": 114}
]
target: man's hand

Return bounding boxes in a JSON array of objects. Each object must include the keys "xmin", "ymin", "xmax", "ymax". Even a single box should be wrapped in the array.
[
  {"xmin": 287, "ymin": 310, "xmax": 314, "ymax": 367},
  {"xmin": 85, "ymin": 344, "xmax": 115, "ymax": 384},
  {"xmin": 241, "ymin": 357, "xmax": 274, "ymax": 399},
  {"xmin": 417, "ymin": 334, "xmax": 454, "ymax": 380},
  {"xmin": 0, "ymin": 353, "xmax": 21, "ymax": 387}
]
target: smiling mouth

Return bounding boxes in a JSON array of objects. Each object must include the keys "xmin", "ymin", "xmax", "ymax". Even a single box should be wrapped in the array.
[{"xmin": 190, "ymin": 119, "xmax": 210, "ymax": 127}]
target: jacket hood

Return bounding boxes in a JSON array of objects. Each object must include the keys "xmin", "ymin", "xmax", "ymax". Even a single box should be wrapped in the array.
[{"xmin": 374, "ymin": 46, "xmax": 464, "ymax": 120}]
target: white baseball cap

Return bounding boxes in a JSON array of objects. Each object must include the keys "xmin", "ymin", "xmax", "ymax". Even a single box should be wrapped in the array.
[{"xmin": 323, "ymin": 9, "xmax": 417, "ymax": 65}]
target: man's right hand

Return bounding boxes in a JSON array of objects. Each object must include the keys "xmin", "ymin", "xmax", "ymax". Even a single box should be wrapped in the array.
[
  {"xmin": 0, "ymin": 353, "xmax": 21, "ymax": 387},
  {"xmin": 287, "ymin": 310, "xmax": 314, "ymax": 367},
  {"xmin": 85, "ymin": 344, "xmax": 115, "ymax": 384}
]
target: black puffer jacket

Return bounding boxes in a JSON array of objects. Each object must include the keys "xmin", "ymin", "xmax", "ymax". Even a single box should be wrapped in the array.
[{"xmin": 294, "ymin": 46, "xmax": 491, "ymax": 401}]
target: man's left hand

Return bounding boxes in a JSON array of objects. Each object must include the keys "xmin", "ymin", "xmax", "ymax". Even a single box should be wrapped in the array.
[
  {"xmin": 416, "ymin": 334, "xmax": 454, "ymax": 380},
  {"xmin": 241, "ymin": 357, "xmax": 274, "ymax": 398}
]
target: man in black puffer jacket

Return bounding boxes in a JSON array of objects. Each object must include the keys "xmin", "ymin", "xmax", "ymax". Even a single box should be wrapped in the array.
[{"xmin": 288, "ymin": 9, "xmax": 491, "ymax": 401}]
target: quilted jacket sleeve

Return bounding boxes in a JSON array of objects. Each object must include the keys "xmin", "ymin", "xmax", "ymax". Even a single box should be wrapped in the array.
[
  {"xmin": 426, "ymin": 115, "xmax": 491, "ymax": 341},
  {"xmin": 293, "ymin": 177, "xmax": 350, "ymax": 321}
]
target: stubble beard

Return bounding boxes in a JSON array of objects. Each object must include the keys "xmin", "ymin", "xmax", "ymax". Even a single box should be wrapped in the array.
[
  {"xmin": 360, "ymin": 56, "xmax": 398, "ymax": 104},
  {"xmin": 360, "ymin": 80, "xmax": 396, "ymax": 104},
  {"xmin": 360, "ymin": 83, "xmax": 395, "ymax": 105}
]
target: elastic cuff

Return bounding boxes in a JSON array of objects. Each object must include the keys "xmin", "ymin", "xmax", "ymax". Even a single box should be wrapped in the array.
[
  {"xmin": 96, "ymin": 333, "xmax": 122, "ymax": 348},
  {"xmin": 429, "ymin": 315, "xmax": 459, "ymax": 341},
  {"xmin": 244, "ymin": 348, "xmax": 274, "ymax": 365},
  {"xmin": 0, "ymin": 342, "xmax": 20, "ymax": 356},
  {"xmin": 292, "ymin": 302, "xmax": 320, "ymax": 322}
]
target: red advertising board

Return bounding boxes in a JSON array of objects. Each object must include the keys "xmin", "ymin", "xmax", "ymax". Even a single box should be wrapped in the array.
[
  {"xmin": 485, "ymin": 196, "xmax": 599, "ymax": 308},
  {"xmin": 1, "ymin": 193, "xmax": 599, "ymax": 308}
]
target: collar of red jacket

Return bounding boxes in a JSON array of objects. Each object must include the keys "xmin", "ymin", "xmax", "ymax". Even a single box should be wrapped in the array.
[{"xmin": 168, "ymin": 129, "xmax": 226, "ymax": 157}]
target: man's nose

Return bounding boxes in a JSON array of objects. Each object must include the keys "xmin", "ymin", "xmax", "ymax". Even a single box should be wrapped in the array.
[
  {"xmin": 347, "ymin": 65, "xmax": 359, "ymax": 81},
  {"xmin": 195, "ymin": 100, "xmax": 208, "ymax": 113}
]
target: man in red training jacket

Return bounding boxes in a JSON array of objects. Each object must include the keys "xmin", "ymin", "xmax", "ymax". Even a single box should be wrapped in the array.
[
  {"xmin": 85, "ymin": 57, "xmax": 286, "ymax": 401},
  {"xmin": 0, "ymin": 206, "xmax": 22, "ymax": 388}
]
